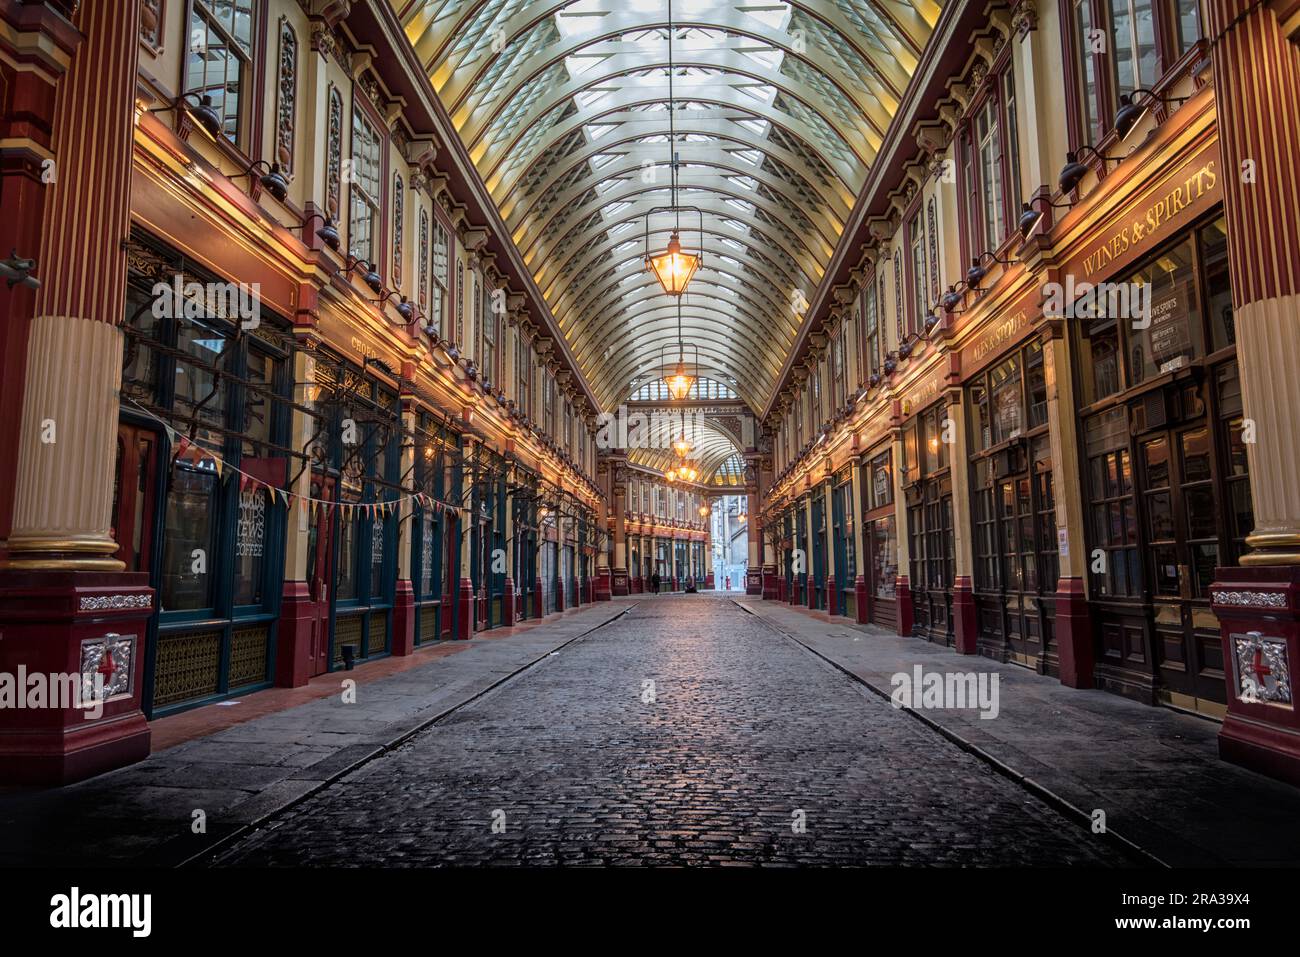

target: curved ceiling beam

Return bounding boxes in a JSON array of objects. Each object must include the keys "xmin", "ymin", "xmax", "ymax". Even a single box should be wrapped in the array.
[
  {"xmin": 593, "ymin": 334, "xmax": 774, "ymax": 412},
  {"xmin": 567, "ymin": 301, "xmax": 791, "ymax": 388},
  {"xmin": 472, "ymin": 74, "xmax": 875, "ymax": 190},
  {"xmin": 496, "ymin": 130, "xmax": 852, "ymax": 227},
  {"xmin": 479, "ymin": 93, "xmax": 867, "ymax": 199},
  {"xmin": 587, "ymin": 320, "xmax": 787, "ymax": 410},
  {"xmin": 408, "ymin": 0, "xmax": 927, "ymax": 105},
  {"xmin": 578, "ymin": 304, "xmax": 789, "ymax": 380},
  {"xmin": 448, "ymin": 25, "xmax": 900, "ymax": 139},
  {"xmin": 512, "ymin": 151, "xmax": 843, "ymax": 257},
  {"xmin": 536, "ymin": 223, "xmax": 812, "ymax": 306},
  {"xmin": 555, "ymin": 271, "xmax": 789, "ymax": 341},
  {"xmin": 551, "ymin": 234, "xmax": 798, "ymax": 320},
  {"xmin": 525, "ymin": 192, "xmax": 829, "ymax": 287},
  {"xmin": 496, "ymin": 115, "xmax": 859, "ymax": 218}
]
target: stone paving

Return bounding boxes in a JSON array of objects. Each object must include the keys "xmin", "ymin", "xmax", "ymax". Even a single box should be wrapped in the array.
[
  {"xmin": 0, "ymin": 601, "xmax": 631, "ymax": 867},
  {"xmin": 738, "ymin": 597, "xmax": 1300, "ymax": 867},
  {"xmin": 212, "ymin": 596, "xmax": 1130, "ymax": 867}
]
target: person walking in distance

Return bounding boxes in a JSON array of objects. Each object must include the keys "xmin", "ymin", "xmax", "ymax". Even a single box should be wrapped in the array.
[{"xmin": 651, "ymin": 569, "xmax": 661, "ymax": 594}]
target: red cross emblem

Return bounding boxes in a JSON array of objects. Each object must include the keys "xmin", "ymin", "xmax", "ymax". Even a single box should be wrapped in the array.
[
  {"xmin": 1252, "ymin": 647, "xmax": 1271, "ymax": 678},
  {"xmin": 97, "ymin": 647, "xmax": 116, "ymax": 680}
]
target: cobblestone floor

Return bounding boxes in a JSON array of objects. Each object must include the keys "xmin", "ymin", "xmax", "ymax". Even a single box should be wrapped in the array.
[{"xmin": 213, "ymin": 596, "xmax": 1130, "ymax": 867}]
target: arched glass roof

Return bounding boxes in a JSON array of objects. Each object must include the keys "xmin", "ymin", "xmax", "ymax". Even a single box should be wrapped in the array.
[{"xmin": 401, "ymin": 0, "xmax": 943, "ymax": 413}]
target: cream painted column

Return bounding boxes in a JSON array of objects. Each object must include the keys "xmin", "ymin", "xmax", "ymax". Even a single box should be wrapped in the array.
[
  {"xmin": 891, "ymin": 422, "xmax": 913, "ymax": 634},
  {"xmin": 1042, "ymin": 328, "xmax": 1087, "ymax": 581},
  {"xmin": 396, "ymin": 405, "xmax": 417, "ymax": 582},
  {"xmin": 944, "ymin": 385, "xmax": 979, "ymax": 653},
  {"xmin": 5, "ymin": 317, "xmax": 123, "ymax": 569},
  {"xmin": 282, "ymin": 349, "xmax": 318, "ymax": 582}
]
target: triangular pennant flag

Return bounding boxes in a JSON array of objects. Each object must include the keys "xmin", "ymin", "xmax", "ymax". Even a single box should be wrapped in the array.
[{"xmin": 213, "ymin": 457, "xmax": 223, "ymax": 479}]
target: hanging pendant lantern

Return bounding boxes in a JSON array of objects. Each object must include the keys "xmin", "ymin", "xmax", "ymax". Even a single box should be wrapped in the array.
[{"xmin": 647, "ymin": 230, "xmax": 699, "ymax": 296}]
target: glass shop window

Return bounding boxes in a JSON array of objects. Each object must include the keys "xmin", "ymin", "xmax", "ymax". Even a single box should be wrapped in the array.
[
  {"xmin": 232, "ymin": 487, "xmax": 270, "ymax": 606},
  {"xmin": 174, "ymin": 319, "xmax": 230, "ymax": 447},
  {"xmin": 868, "ymin": 451, "xmax": 893, "ymax": 510},
  {"xmin": 1080, "ymin": 316, "xmax": 1122, "ymax": 405},
  {"xmin": 871, "ymin": 516, "xmax": 898, "ymax": 598},
  {"xmin": 1201, "ymin": 218, "xmax": 1234, "ymax": 352},
  {"xmin": 161, "ymin": 461, "xmax": 219, "ymax": 611},
  {"xmin": 185, "ymin": 0, "xmax": 255, "ymax": 146},
  {"xmin": 1126, "ymin": 237, "xmax": 1203, "ymax": 385},
  {"xmin": 989, "ymin": 355, "xmax": 1023, "ymax": 444}
]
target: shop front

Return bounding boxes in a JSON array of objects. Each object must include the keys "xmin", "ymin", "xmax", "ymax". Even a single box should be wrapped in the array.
[
  {"xmin": 966, "ymin": 336, "xmax": 1060, "ymax": 671},
  {"xmin": 791, "ymin": 503, "xmax": 808, "ymax": 605},
  {"xmin": 467, "ymin": 444, "xmax": 508, "ymax": 631},
  {"xmin": 311, "ymin": 356, "xmax": 401, "ymax": 670},
  {"xmin": 511, "ymin": 479, "xmax": 538, "ymax": 621},
  {"xmin": 1072, "ymin": 209, "xmax": 1243, "ymax": 714},
  {"xmin": 903, "ymin": 398, "xmax": 955, "ymax": 646},
  {"xmin": 117, "ymin": 235, "xmax": 291, "ymax": 715},
  {"xmin": 412, "ymin": 413, "xmax": 459, "ymax": 644},
  {"xmin": 860, "ymin": 445, "xmax": 898, "ymax": 629},
  {"xmin": 831, "ymin": 465, "xmax": 855, "ymax": 618},
  {"xmin": 809, "ymin": 486, "xmax": 828, "ymax": 610}
]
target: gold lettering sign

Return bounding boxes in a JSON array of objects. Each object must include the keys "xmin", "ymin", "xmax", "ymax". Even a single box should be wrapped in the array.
[
  {"xmin": 1080, "ymin": 159, "xmax": 1219, "ymax": 278},
  {"xmin": 971, "ymin": 310, "xmax": 1029, "ymax": 363}
]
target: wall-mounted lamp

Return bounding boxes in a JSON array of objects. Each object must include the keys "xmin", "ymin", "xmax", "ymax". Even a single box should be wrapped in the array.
[
  {"xmin": 376, "ymin": 289, "xmax": 415, "ymax": 324},
  {"xmin": 237, "ymin": 159, "xmax": 289, "ymax": 203},
  {"xmin": 1058, "ymin": 144, "xmax": 1124, "ymax": 195},
  {"xmin": 1114, "ymin": 88, "xmax": 1191, "ymax": 142},
  {"xmin": 939, "ymin": 284, "xmax": 965, "ymax": 313},
  {"xmin": 1017, "ymin": 195, "xmax": 1074, "ymax": 239},
  {"xmin": 298, "ymin": 211, "xmax": 341, "ymax": 252},
  {"xmin": 345, "ymin": 255, "xmax": 384, "ymax": 295},
  {"xmin": 966, "ymin": 251, "xmax": 1015, "ymax": 291},
  {"xmin": 148, "ymin": 92, "xmax": 223, "ymax": 140}
]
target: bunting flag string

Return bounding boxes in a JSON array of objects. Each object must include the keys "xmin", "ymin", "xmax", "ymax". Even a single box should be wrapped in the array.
[{"xmin": 121, "ymin": 395, "xmax": 466, "ymax": 518}]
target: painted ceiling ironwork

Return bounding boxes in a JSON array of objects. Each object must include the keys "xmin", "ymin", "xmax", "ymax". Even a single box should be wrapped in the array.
[{"xmin": 402, "ymin": 0, "xmax": 941, "ymax": 438}]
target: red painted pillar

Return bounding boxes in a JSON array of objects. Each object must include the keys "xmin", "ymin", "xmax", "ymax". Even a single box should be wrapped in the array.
[
  {"xmin": 895, "ymin": 576, "xmax": 914, "ymax": 636},
  {"xmin": 1206, "ymin": 0, "xmax": 1300, "ymax": 784},
  {"xmin": 1053, "ymin": 577, "xmax": 1093, "ymax": 687},
  {"xmin": 276, "ymin": 582, "xmax": 317, "ymax": 687},
  {"xmin": 0, "ymin": 0, "xmax": 153, "ymax": 784},
  {"xmin": 392, "ymin": 580, "xmax": 416, "ymax": 655},
  {"xmin": 854, "ymin": 574, "xmax": 869, "ymax": 624},
  {"xmin": 502, "ymin": 576, "xmax": 516, "ymax": 625},
  {"xmin": 456, "ymin": 577, "xmax": 474, "ymax": 639}
]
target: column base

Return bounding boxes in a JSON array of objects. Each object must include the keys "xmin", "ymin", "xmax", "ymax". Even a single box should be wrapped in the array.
[
  {"xmin": 895, "ymin": 576, "xmax": 914, "ymax": 636},
  {"xmin": 953, "ymin": 576, "xmax": 978, "ymax": 655},
  {"xmin": 746, "ymin": 568, "xmax": 762, "ymax": 595},
  {"xmin": 806, "ymin": 576, "xmax": 815, "ymax": 609},
  {"xmin": 392, "ymin": 580, "xmax": 415, "ymax": 656},
  {"xmin": 502, "ymin": 577, "xmax": 517, "ymax": 625},
  {"xmin": 456, "ymin": 577, "xmax": 474, "ymax": 640},
  {"xmin": 276, "ymin": 581, "xmax": 319, "ymax": 687},
  {"xmin": 611, "ymin": 567, "xmax": 629, "ymax": 596},
  {"xmin": 533, "ymin": 586, "xmax": 544, "ymax": 620},
  {"xmin": 0, "ymin": 570, "xmax": 154, "ymax": 784},
  {"xmin": 1212, "ymin": 565, "xmax": 1300, "ymax": 785},
  {"xmin": 1054, "ymin": 577, "xmax": 1095, "ymax": 688},
  {"xmin": 854, "ymin": 575, "xmax": 869, "ymax": 624},
  {"xmin": 594, "ymin": 567, "xmax": 611, "ymax": 600}
]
